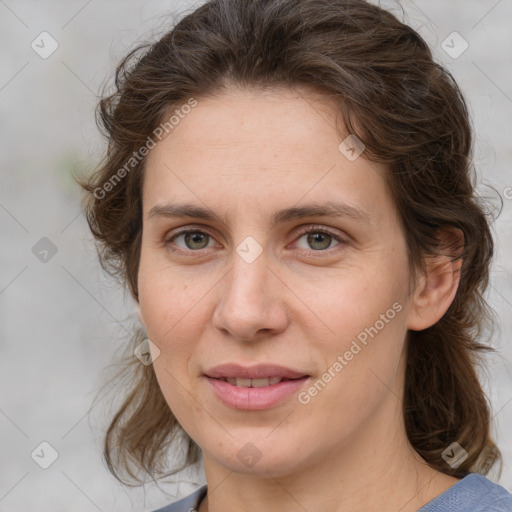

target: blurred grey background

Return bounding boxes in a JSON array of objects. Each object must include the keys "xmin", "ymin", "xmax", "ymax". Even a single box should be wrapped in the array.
[{"xmin": 1, "ymin": 0, "xmax": 511, "ymax": 510}]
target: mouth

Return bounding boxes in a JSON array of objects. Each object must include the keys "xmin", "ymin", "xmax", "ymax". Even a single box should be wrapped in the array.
[
  {"xmin": 204, "ymin": 362, "xmax": 309, "ymax": 381},
  {"xmin": 211, "ymin": 376, "xmax": 307, "ymax": 388},
  {"xmin": 203, "ymin": 364, "xmax": 311, "ymax": 410}
]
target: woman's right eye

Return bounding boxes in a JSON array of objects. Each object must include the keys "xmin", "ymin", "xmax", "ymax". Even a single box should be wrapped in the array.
[{"xmin": 164, "ymin": 229, "xmax": 218, "ymax": 255}]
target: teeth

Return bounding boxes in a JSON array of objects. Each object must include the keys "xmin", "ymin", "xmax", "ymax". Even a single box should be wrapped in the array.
[
  {"xmin": 224, "ymin": 377, "xmax": 284, "ymax": 387},
  {"xmin": 252, "ymin": 378, "xmax": 273, "ymax": 388}
]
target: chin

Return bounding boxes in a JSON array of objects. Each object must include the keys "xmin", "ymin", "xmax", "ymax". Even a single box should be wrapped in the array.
[{"xmin": 208, "ymin": 439, "xmax": 310, "ymax": 478}]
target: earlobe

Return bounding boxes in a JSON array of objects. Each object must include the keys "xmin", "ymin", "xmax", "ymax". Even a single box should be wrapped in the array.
[{"xmin": 407, "ymin": 229, "xmax": 464, "ymax": 331}]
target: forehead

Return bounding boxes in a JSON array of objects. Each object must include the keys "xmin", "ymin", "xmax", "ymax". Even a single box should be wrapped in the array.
[
  {"xmin": 142, "ymin": 86, "xmax": 394, "ymax": 225},
  {"xmin": 153, "ymin": 86, "xmax": 339, "ymax": 159}
]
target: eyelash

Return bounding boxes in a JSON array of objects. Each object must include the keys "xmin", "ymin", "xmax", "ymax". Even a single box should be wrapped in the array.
[{"xmin": 163, "ymin": 225, "xmax": 346, "ymax": 257}]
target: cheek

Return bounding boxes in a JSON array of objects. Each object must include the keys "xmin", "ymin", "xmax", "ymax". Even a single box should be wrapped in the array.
[
  {"xmin": 297, "ymin": 251, "xmax": 409, "ymax": 406},
  {"xmin": 138, "ymin": 248, "xmax": 202, "ymax": 341},
  {"xmin": 302, "ymin": 262, "xmax": 407, "ymax": 348},
  {"xmin": 298, "ymin": 292, "xmax": 407, "ymax": 438},
  {"xmin": 138, "ymin": 267, "xmax": 206, "ymax": 420},
  {"xmin": 137, "ymin": 258, "xmax": 217, "ymax": 393}
]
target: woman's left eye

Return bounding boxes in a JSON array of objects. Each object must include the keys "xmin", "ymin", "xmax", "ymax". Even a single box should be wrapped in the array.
[{"xmin": 293, "ymin": 227, "xmax": 342, "ymax": 251}]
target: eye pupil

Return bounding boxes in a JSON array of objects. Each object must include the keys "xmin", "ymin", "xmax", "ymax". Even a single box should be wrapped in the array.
[
  {"xmin": 307, "ymin": 232, "xmax": 331, "ymax": 250},
  {"xmin": 185, "ymin": 232, "xmax": 209, "ymax": 249}
]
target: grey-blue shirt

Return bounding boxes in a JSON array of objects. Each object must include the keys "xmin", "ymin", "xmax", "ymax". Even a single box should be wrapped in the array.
[{"xmin": 151, "ymin": 473, "xmax": 512, "ymax": 511}]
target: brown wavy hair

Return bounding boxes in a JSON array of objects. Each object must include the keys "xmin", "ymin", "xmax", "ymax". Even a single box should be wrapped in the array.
[{"xmin": 78, "ymin": 0, "xmax": 502, "ymax": 486}]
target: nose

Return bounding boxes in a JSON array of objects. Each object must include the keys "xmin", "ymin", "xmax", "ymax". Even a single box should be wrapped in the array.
[{"xmin": 212, "ymin": 250, "xmax": 289, "ymax": 342}]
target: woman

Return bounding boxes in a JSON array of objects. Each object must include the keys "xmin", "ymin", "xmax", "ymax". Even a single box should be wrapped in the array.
[{"xmin": 80, "ymin": 0, "xmax": 512, "ymax": 510}]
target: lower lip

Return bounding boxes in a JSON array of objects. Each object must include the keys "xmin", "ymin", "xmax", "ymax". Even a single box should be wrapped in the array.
[{"xmin": 205, "ymin": 376, "xmax": 310, "ymax": 410}]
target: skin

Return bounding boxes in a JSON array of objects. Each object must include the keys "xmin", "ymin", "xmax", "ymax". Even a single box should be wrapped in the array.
[{"xmin": 137, "ymin": 85, "xmax": 462, "ymax": 512}]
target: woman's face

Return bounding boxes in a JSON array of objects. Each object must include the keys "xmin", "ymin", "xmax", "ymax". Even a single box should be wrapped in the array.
[{"xmin": 138, "ymin": 86, "xmax": 416, "ymax": 477}]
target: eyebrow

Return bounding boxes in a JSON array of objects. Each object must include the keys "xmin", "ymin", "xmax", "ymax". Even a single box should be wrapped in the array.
[{"xmin": 148, "ymin": 201, "xmax": 371, "ymax": 226}]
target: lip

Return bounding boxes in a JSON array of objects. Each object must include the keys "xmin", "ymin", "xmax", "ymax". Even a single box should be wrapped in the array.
[
  {"xmin": 204, "ymin": 363, "xmax": 308, "ymax": 380},
  {"xmin": 203, "ymin": 363, "xmax": 310, "ymax": 410}
]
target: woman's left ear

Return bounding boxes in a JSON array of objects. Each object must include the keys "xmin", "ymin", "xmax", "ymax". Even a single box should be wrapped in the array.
[{"xmin": 407, "ymin": 228, "xmax": 464, "ymax": 331}]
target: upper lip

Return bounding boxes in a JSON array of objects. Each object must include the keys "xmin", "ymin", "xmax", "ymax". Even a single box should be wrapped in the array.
[{"xmin": 204, "ymin": 363, "xmax": 309, "ymax": 380}]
